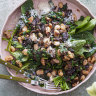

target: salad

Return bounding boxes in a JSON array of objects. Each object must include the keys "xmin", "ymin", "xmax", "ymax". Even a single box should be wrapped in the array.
[{"xmin": 3, "ymin": 0, "xmax": 96, "ymax": 91}]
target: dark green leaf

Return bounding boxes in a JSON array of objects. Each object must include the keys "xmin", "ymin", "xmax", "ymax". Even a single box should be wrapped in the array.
[
  {"xmin": 75, "ymin": 16, "xmax": 84, "ymax": 26},
  {"xmin": 76, "ymin": 16, "xmax": 90, "ymax": 28},
  {"xmin": 21, "ymin": 62, "xmax": 30, "ymax": 70},
  {"xmin": 62, "ymin": 3, "xmax": 68, "ymax": 11},
  {"xmin": 21, "ymin": 56, "xmax": 29, "ymax": 62},
  {"xmin": 48, "ymin": 11, "xmax": 64, "ymax": 22},
  {"xmin": 48, "ymin": 0, "xmax": 55, "ymax": 10},
  {"xmin": 59, "ymin": 3, "xmax": 68, "ymax": 11},
  {"xmin": 71, "ymin": 75, "xmax": 76, "ymax": 80},
  {"xmin": 84, "ymin": 43, "xmax": 96, "ymax": 58},
  {"xmin": 41, "ymin": 16, "xmax": 47, "ymax": 24},
  {"xmin": 21, "ymin": 0, "xmax": 33, "ymax": 14},
  {"xmin": 78, "ymin": 19, "xmax": 96, "ymax": 33},
  {"xmin": 69, "ymin": 16, "xmax": 90, "ymax": 35},
  {"xmin": 78, "ymin": 16, "xmax": 84, "ymax": 21},
  {"xmin": 75, "ymin": 47, "xmax": 88, "ymax": 57}
]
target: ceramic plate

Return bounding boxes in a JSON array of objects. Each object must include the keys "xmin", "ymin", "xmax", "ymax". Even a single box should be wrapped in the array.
[{"xmin": 0, "ymin": 0, "xmax": 96, "ymax": 95}]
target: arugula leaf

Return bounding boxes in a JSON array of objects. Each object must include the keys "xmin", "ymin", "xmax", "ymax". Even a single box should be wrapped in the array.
[
  {"xmin": 11, "ymin": 51, "xmax": 22, "ymax": 59},
  {"xmin": 68, "ymin": 29, "xmax": 76, "ymax": 35},
  {"xmin": 11, "ymin": 51, "xmax": 28, "ymax": 62},
  {"xmin": 75, "ymin": 47, "xmax": 88, "ymax": 57},
  {"xmin": 12, "ymin": 41, "xmax": 23, "ymax": 48},
  {"xmin": 76, "ymin": 16, "xmax": 90, "ymax": 28},
  {"xmin": 78, "ymin": 19, "xmax": 96, "ymax": 33},
  {"xmin": 75, "ymin": 16, "xmax": 84, "ymax": 26},
  {"xmin": 65, "ymin": 39, "xmax": 87, "ymax": 56},
  {"xmin": 68, "ymin": 16, "xmax": 96, "ymax": 35},
  {"xmin": 21, "ymin": 0, "xmax": 33, "ymax": 14},
  {"xmin": 60, "ymin": 81, "xmax": 69, "ymax": 91},
  {"xmin": 84, "ymin": 48, "xmax": 96, "ymax": 58},
  {"xmin": 53, "ymin": 76, "xmax": 69, "ymax": 90},
  {"xmin": 53, "ymin": 76, "xmax": 62, "ymax": 87},
  {"xmin": 21, "ymin": 56, "xmax": 29, "ymax": 62},
  {"xmin": 69, "ymin": 16, "xmax": 90, "ymax": 35},
  {"xmin": 75, "ymin": 21, "xmax": 82, "ymax": 26},
  {"xmin": 72, "ymin": 32, "xmax": 95, "ymax": 44},
  {"xmin": 69, "ymin": 40, "xmax": 86, "ymax": 51},
  {"xmin": 84, "ymin": 43, "xmax": 96, "ymax": 58},
  {"xmin": 21, "ymin": 62, "xmax": 30, "ymax": 70}
]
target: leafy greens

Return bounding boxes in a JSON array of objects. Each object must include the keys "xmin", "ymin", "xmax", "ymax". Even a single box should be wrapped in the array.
[
  {"xmin": 53, "ymin": 76, "xmax": 69, "ymax": 90},
  {"xmin": 11, "ymin": 51, "xmax": 28, "ymax": 62},
  {"xmin": 68, "ymin": 17, "xmax": 96, "ymax": 35},
  {"xmin": 21, "ymin": 0, "xmax": 33, "ymax": 14}
]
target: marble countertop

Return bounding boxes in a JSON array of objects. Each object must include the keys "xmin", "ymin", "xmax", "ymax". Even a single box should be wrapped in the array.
[{"xmin": 0, "ymin": 0, "xmax": 96, "ymax": 96}]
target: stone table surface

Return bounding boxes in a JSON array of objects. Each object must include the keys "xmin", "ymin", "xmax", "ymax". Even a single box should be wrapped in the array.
[{"xmin": 0, "ymin": 0, "xmax": 96, "ymax": 96}]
